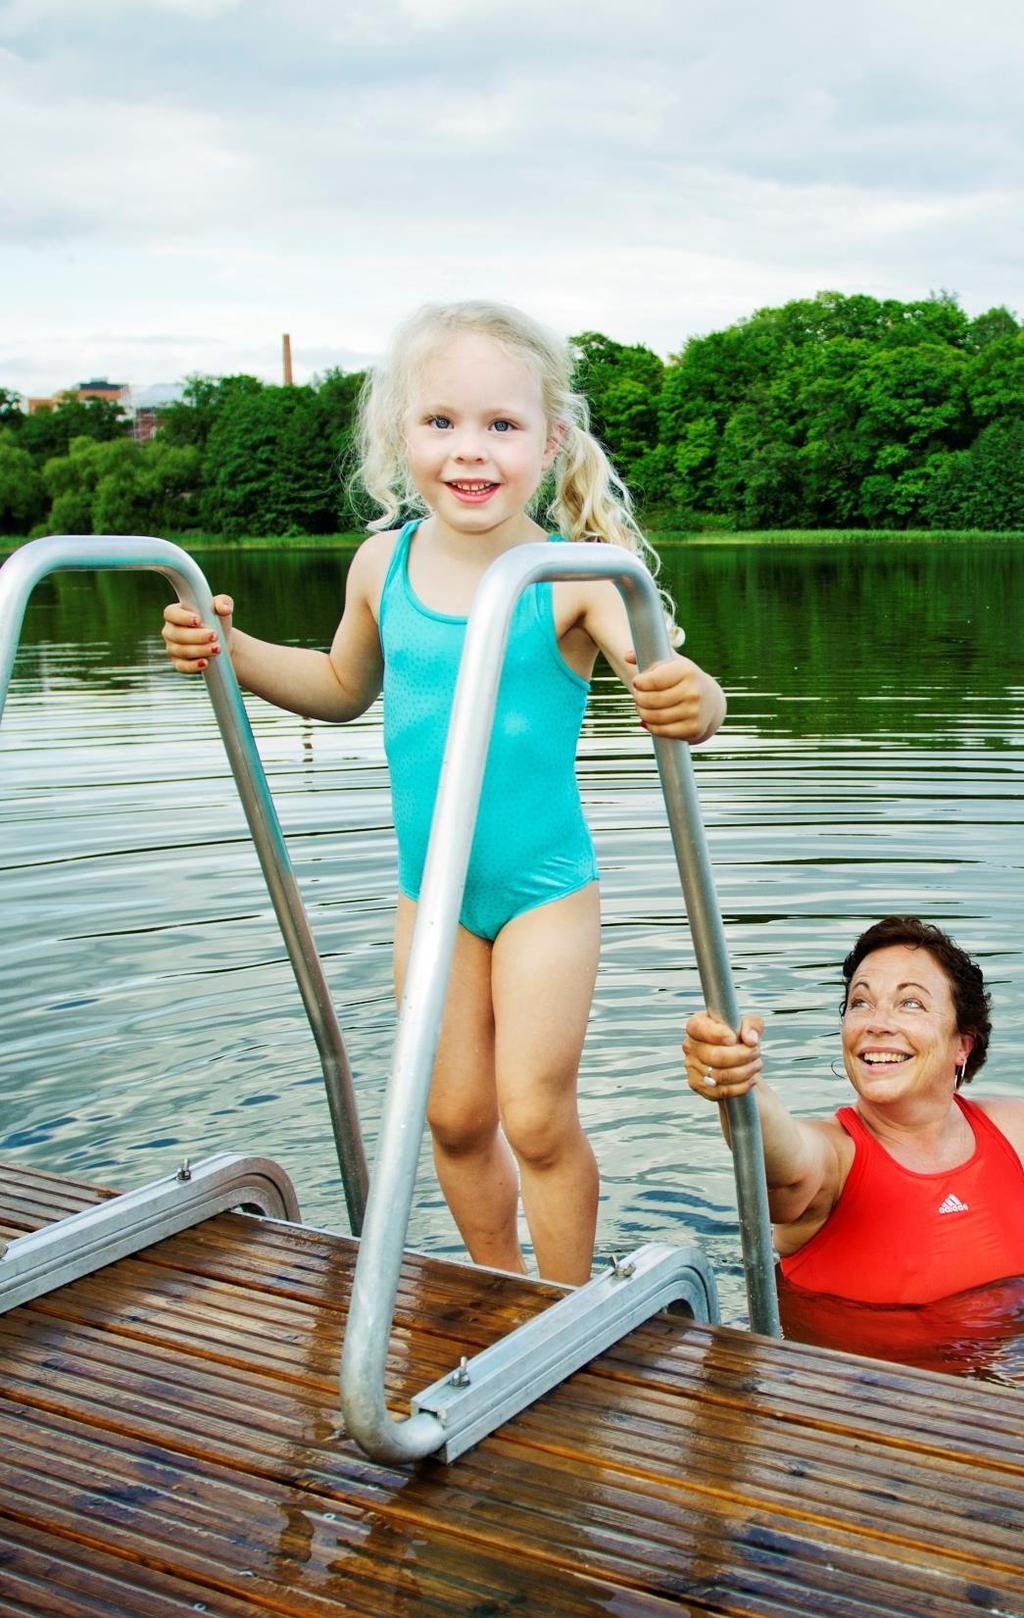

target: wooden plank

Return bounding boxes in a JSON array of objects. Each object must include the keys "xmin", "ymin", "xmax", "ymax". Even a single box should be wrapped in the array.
[{"xmin": 1, "ymin": 1161, "xmax": 1022, "ymax": 1618}]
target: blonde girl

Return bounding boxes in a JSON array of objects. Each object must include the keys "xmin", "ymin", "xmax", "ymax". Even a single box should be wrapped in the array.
[{"xmin": 163, "ymin": 300, "xmax": 725, "ymax": 1283}]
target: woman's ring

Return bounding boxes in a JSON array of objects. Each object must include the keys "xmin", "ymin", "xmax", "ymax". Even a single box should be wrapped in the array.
[{"xmin": 704, "ymin": 1068, "xmax": 717, "ymax": 1088}]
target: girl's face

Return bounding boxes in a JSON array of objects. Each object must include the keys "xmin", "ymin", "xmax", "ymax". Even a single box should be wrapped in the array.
[
  {"xmin": 404, "ymin": 331, "xmax": 560, "ymax": 540},
  {"xmin": 840, "ymin": 944, "xmax": 971, "ymax": 1106}
]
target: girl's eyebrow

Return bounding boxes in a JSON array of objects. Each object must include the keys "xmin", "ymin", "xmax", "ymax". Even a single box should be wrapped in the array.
[{"xmin": 420, "ymin": 400, "xmax": 524, "ymax": 415}]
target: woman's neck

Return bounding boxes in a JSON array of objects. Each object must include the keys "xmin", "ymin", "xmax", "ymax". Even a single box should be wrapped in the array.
[{"xmin": 856, "ymin": 1091, "xmax": 974, "ymax": 1171}]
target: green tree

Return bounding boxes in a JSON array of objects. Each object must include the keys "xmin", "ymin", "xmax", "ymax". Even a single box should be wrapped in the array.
[
  {"xmin": 201, "ymin": 381, "xmax": 354, "ymax": 537},
  {"xmin": 16, "ymin": 395, "xmax": 129, "ymax": 465},
  {"xmin": 0, "ymin": 433, "xmax": 47, "ymax": 535},
  {"xmin": 966, "ymin": 305, "xmax": 1019, "ymax": 352},
  {"xmin": 571, "ymin": 332, "xmax": 663, "ymax": 482},
  {"xmin": 923, "ymin": 420, "xmax": 1024, "ymax": 529},
  {"xmin": 713, "ymin": 395, "xmax": 804, "ymax": 529},
  {"xmin": 92, "ymin": 440, "xmax": 203, "ymax": 535},
  {"xmin": 157, "ymin": 373, "xmax": 266, "ymax": 452},
  {"xmin": 39, "ymin": 437, "xmax": 142, "ymax": 534},
  {"xmin": 964, "ymin": 334, "xmax": 1024, "ymax": 424}
]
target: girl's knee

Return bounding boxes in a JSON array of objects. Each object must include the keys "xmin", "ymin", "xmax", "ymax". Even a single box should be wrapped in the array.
[
  {"xmin": 427, "ymin": 1095, "xmax": 499, "ymax": 1157},
  {"xmin": 501, "ymin": 1097, "xmax": 578, "ymax": 1168}
]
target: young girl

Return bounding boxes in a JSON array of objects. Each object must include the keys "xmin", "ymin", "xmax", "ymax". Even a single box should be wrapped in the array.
[{"xmin": 162, "ymin": 301, "xmax": 726, "ymax": 1285}]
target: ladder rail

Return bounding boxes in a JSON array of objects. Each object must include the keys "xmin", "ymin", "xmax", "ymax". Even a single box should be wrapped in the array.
[
  {"xmin": 0, "ymin": 534, "xmax": 369, "ymax": 1233},
  {"xmin": 340, "ymin": 541, "xmax": 779, "ymax": 1466}
]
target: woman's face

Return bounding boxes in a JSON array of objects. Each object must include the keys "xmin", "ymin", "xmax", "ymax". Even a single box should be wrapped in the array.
[{"xmin": 841, "ymin": 944, "xmax": 971, "ymax": 1105}]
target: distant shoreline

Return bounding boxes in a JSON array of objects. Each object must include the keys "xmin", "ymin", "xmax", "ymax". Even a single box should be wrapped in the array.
[{"xmin": 5, "ymin": 527, "xmax": 1024, "ymax": 557}]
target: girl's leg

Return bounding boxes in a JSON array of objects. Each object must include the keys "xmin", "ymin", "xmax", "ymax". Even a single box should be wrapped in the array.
[
  {"xmin": 491, "ymin": 883, "xmax": 601, "ymax": 1285},
  {"xmin": 394, "ymin": 895, "xmax": 524, "ymax": 1273}
]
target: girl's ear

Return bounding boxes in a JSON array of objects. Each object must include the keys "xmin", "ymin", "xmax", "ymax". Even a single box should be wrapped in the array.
[{"xmin": 543, "ymin": 419, "xmax": 567, "ymax": 470}]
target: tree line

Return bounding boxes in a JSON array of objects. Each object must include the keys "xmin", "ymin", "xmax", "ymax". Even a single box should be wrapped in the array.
[{"xmin": 2, "ymin": 290, "xmax": 1022, "ymax": 541}]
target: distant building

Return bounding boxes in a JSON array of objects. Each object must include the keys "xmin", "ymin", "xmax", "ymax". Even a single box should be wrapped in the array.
[
  {"xmin": 127, "ymin": 382, "xmax": 186, "ymax": 442},
  {"xmin": 77, "ymin": 379, "xmax": 129, "ymax": 405},
  {"xmin": 23, "ymin": 379, "xmax": 185, "ymax": 441},
  {"xmin": 27, "ymin": 379, "xmax": 129, "ymax": 416}
]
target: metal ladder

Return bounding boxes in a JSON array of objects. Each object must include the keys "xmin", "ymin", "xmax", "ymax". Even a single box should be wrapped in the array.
[
  {"xmin": 0, "ymin": 535, "xmax": 368, "ymax": 1310},
  {"xmin": 0, "ymin": 534, "xmax": 779, "ymax": 1467},
  {"xmin": 339, "ymin": 541, "xmax": 780, "ymax": 1464}
]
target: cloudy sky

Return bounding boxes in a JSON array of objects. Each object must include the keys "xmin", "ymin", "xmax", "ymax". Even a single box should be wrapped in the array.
[{"xmin": 3, "ymin": 0, "xmax": 1022, "ymax": 397}]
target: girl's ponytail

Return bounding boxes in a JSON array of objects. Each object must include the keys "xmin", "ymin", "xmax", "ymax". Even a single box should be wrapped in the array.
[{"xmin": 553, "ymin": 414, "xmax": 683, "ymax": 647}]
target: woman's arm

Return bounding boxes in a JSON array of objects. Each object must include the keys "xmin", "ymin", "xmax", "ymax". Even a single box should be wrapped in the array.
[{"xmin": 683, "ymin": 1011, "xmax": 847, "ymax": 1229}]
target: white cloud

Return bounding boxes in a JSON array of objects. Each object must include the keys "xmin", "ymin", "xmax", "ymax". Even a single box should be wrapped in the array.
[{"xmin": 3, "ymin": 0, "xmax": 1022, "ymax": 393}]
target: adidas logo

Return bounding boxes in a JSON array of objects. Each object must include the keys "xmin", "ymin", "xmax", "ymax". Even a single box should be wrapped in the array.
[{"xmin": 938, "ymin": 1193, "xmax": 969, "ymax": 1215}]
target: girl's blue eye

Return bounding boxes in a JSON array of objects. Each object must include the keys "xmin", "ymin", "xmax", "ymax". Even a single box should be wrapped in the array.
[
  {"xmin": 491, "ymin": 419, "xmax": 514, "ymax": 432},
  {"xmin": 429, "ymin": 415, "xmax": 452, "ymax": 430}
]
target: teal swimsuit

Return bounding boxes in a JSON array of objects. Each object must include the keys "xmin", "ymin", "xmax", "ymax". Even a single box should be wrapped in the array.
[{"xmin": 378, "ymin": 520, "xmax": 598, "ymax": 941}]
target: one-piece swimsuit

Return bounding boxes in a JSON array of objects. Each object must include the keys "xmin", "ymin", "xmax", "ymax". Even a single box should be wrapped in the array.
[{"xmin": 377, "ymin": 519, "xmax": 598, "ymax": 941}]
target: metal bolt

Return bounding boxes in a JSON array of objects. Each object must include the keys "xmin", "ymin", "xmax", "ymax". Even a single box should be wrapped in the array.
[
  {"xmin": 176, "ymin": 1158, "xmax": 192, "ymax": 1182},
  {"xmin": 324, "ymin": 1512, "xmax": 338, "ymax": 1522},
  {"xmin": 448, "ymin": 1355, "xmax": 471, "ymax": 1387},
  {"xmin": 609, "ymin": 1255, "xmax": 636, "ymax": 1280}
]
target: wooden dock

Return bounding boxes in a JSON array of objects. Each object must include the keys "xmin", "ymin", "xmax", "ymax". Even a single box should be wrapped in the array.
[{"xmin": 1, "ymin": 1160, "xmax": 1022, "ymax": 1617}]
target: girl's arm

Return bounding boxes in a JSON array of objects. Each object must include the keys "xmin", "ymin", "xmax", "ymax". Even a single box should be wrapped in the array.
[
  {"xmin": 683, "ymin": 1011, "xmax": 847, "ymax": 1230},
  {"xmin": 575, "ymin": 579, "xmax": 726, "ymax": 743},
  {"xmin": 161, "ymin": 534, "xmax": 391, "ymax": 722}
]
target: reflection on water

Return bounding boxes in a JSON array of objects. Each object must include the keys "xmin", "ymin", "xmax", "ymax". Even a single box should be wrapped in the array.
[
  {"xmin": 2, "ymin": 540, "xmax": 1024, "ymax": 1382},
  {"xmin": 779, "ymin": 1271, "xmax": 1024, "ymax": 1384}
]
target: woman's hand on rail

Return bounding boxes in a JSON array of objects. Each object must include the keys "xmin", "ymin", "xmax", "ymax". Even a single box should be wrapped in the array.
[
  {"xmin": 628, "ymin": 653, "xmax": 726, "ymax": 744},
  {"xmin": 162, "ymin": 595, "xmax": 234, "ymax": 674},
  {"xmin": 684, "ymin": 1011, "xmax": 764, "ymax": 1101}
]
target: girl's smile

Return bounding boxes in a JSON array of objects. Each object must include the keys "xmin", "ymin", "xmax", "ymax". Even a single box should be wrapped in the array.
[{"xmin": 446, "ymin": 478, "xmax": 501, "ymax": 504}]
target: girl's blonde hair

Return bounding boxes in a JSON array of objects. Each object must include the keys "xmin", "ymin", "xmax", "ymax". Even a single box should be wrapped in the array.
[{"xmin": 355, "ymin": 300, "xmax": 681, "ymax": 642}]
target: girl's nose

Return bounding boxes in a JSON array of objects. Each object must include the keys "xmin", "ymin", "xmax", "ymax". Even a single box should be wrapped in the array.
[{"xmin": 451, "ymin": 428, "xmax": 486, "ymax": 461}]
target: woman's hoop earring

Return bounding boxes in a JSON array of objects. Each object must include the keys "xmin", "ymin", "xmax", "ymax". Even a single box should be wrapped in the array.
[
  {"xmin": 830, "ymin": 1060, "xmax": 844, "ymax": 1079},
  {"xmin": 954, "ymin": 1061, "xmax": 967, "ymax": 1087}
]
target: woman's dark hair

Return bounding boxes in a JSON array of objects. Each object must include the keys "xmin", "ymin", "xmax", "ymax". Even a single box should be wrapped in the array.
[{"xmin": 840, "ymin": 916, "xmax": 991, "ymax": 1085}]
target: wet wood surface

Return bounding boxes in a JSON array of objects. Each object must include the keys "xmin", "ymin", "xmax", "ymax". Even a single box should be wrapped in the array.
[{"xmin": 1, "ymin": 1160, "xmax": 1022, "ymax": 1616}]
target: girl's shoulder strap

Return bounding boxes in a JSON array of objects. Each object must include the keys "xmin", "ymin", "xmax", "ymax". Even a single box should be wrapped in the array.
[{"xmin": 379, "ymin": 519, "xmax": 421, "ymax": 621}]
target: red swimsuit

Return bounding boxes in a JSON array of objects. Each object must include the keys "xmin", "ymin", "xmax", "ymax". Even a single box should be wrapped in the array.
[{"xmin": 780, "ymin": 1097, "xmax": 1024, "ymax": 1304}]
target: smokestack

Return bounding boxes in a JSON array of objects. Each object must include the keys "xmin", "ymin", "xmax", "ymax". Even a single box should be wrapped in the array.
[{"xmin": 282, "ymin": 334, "xmax": 293, "ymax": 386}]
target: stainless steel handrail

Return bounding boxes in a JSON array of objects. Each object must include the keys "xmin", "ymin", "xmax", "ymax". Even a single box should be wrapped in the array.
[
  {"xmin": 0, "ymin": 535, "xmax": 368, "ymax": 1232},
  {"xmin": 340, "ymin": 541, "xmax": 779, "ymax": 1465}
]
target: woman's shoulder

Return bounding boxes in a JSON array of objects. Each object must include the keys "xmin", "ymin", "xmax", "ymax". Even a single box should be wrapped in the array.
[{"xmin": 967, "ymin": 1096, "xmax": 1024, "ymax": 1161}]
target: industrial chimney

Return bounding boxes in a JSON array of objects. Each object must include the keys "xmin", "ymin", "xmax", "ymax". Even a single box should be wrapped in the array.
[{"xmin": 282, "ymin": 334, "xmax": 293, "ymax": 386}]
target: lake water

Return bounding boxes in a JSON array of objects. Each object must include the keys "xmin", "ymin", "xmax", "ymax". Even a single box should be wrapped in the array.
[{"xmin": 2, "ymin": 538, "xmax": 1023, "ymax": 1382}]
